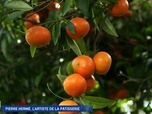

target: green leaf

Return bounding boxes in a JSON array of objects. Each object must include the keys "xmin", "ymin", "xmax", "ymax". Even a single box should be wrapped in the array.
[
  {"xmin": 57, "ymin": 67, "xmax": 67, "ymax": 84},
  {"xmin": 75, "ymin": 0, "xmax": 90, "ymax": 18},
  {"xmin": 67, "ymin": 38, "xmax": 82, "ymax": 56},
  {"xmin": 30, "ymin": 46, "xmax": 37, "ymax": 58},
  {"xmin": 66, "ymin": 61, "xmax": 75, "ymax": 75},
  {"xmin": 5, "ymin": 11, "xmax": 25, "ymax": 21},
  {"xmin": 52, "ymin": 22, "xmax": 61, "ymax": 45},
  {"xmin": 35, "ymin": 71, "xmax": 43, "ymax": 88},
  {"xmin": 74, "ymin": 96, "xmax": 115, "ymax": 109},
  {"xmin": 75, "ymin": 38, "xmax": 90, "ymax": 55},
  {"xmin": 102, "ymin": 17, "xmax": 118, "ymax": 37},
  {"xmin": 61, "ymin": 0, "xmax": 71, "ymax": 16},
  {"xmin": 67, "ymin": 21, "xmax": 75, "ymax": 34},
  {"xmin": 5, "ymin": 1, "xmax": 33, "ymax": 11},
  {"xmin": 1, "ymin": 37, "xmax": 13, "ymax": 62}
]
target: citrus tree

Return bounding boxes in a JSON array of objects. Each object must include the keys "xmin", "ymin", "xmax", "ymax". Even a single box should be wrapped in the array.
[{"xmin": 0, "ymin": 0, "xmax": 152, "ymax": 114}]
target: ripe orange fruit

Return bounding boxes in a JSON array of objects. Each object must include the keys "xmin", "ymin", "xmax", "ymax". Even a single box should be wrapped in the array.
[
  {"xmin": 85, "ymin": 75, "xmax": 96, "ymax": 92},
  {"xmin": 93, "ymin": 51, "xmax": 112, "ymax": 75},
  {"xmin": 109, "ymin": 0, "xmax": 129, "ymax": 17},
  {"xmin": 63, "ymin": 73, "xmax": 87, "ymax": 97},
  {"xmin": 58, "ymin": 100, "xmax": 79, "ymax": 114},
  {"xmin": 15, "ymin": 99, "xmax": 26, "ymax": 105},
  {"xmin": 24, "ymin": 13, "xmax": 40, "ymax": 29},
  {"xmin": 25, "ymin": 26, "xmax": 51, "ymax": 48},
  {"xmin": 116, "ymin": 88, "xmax": 129, "ymax": 99},
  {"xmin": 66, "ymin": 17, "xmax": 90, "ymax": 40},
  {"xmin": 124, "ymin": 9, "xmax": 133, "ymax": 17},
  {"xmin": 94, "ymin": 110, "xmax": 105, "ymax": 114},
  {"xmin": 72, "ymin": 55, "xmax": 95, "ymax": 78},
  {"xmin": 45, "ymin": 1, "xmax": 60, "ymax": 11}
]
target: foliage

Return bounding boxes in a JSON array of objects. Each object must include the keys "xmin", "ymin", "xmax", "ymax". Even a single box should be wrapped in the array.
[{"xmin": 0, "ymin": 0, "xmax": 152, "ymax": 114}]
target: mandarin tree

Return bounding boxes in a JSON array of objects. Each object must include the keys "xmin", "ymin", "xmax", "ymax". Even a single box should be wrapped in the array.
[{"xmin": 0, "ymin": 0, "xmax": 152, "ymax": 114}]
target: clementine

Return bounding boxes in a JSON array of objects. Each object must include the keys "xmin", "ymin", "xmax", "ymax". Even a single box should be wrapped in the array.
[
  {"xmin": 93, "ymin": 51, "xmax": 112, "ymax": 75},
  {"xmin": 124, "ymin": 9, "xmax": 133, "ymax": 17},
  {"xmin": 45, "ymin": 1, "xmax": 60, "ymax": 11},
  {"xmin": 72, "ymin": 55, "xmax": 95, "ymax": 78},
  {"xmin": 25, "ymin": 26, "xmax": 51, "ymax": 48},
  {"xmin": 58, "ymin": 100, "xmax": 79, "ymax": 114},
  {"xmin": 24, "ymin": 13, "xmax": 40, "ymax": 29},
  {"xmin": 116, "ymin": 88, "xmax": 129, "ymax": 99},
  {"xmin": 66, "ymin": 17, "xmax": 90, "ymax": 40},
  {"xmin": 63, "ymin": 73, "xmax": 87, "ymax": 97},
  {"xmin": 109, "ymin": 0, "xmax": 129, "ymax": 17},
  {"xmin": 15, "ymin": 99, "xmax": 26, "ymax": 105},
  {"xmin": 85, "ymin": 75, "xmax": 96, "ymax": 92},
  {"xmin": 94, "ymin": 110, "xmax": 105, "ymax": 114}
]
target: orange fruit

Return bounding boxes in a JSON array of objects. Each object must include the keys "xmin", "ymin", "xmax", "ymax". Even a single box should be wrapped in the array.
[
  {"xmin": 124, "ymin": 9, "xmax": 133, "ymax": 17},
  {"xmin": 63, "ymin": 73, "xmax": 87, "ymax": 97},
  {"xmin": 45, "ymin": 1, "xmax": 60, "ymax": 11},
  {"xmin": 94, "ymin": 110, "xmax": 105, "ymax": 114},
  {"xmin": 24, "ymin": 13, "xmax": 40, "ymax": 29},
  {"xmin": 109, "ymin": 0, "xmax": 129, "ymax": 17},
  {"xmin": 93, "ymin": 51, "xmax": 112, "ymax": 75},
  {"xmin": 116, "ymin": 88, "xmax": 129, "ymax": 99},
  {"xmin": 58, "ymin": 100, "xmax": 79, "ymax": 114},
  {"xmin": 72, "ymin": 55, "xmax": 95, "ymax": 78},
  {"xmin": 85, "ymin": 75, "xmax": 96, "ymax": 92},
  {"xmin": 66, "ymin": 17, "xmax": 90, "ymax": 40},
  {"xmin": 25, "ymin": 26, "xmax": 51, "ymax": 48},
  {"xmin": 15, "ymin": 99, "xmax": 26, "ymax": 105}
]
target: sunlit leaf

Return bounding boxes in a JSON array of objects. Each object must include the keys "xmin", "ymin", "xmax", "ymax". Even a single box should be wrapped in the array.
[
  {"xmin": 5, "ymin": 1, "xmax": 33, "ymax": 11},
  {"xmin": 30, "ymin": 46, "xmax": 37, "ymax": 58},
  {"xmin": 75, "ymin": 38, "xmax": 90, "ymax": 55},
  {"xmin": 66, "ymin": 61, "xmax": 74, "ymax": 75},
  {"xmin": 60, "ymin": 0, "xmax": 71, "ymax": 16},
  {"xmin": 102, "ymin": 17, "xmax": 118, "ymax": 37},
  {"xmin": 57, "ymin": 67, "xmax": 67, "ymax": 84},
  {"xmin": 74, "ymin": 96, "xmax": 115, "ymax": 109},
  {"xmin": 67, "ymin": 38, "xmax": 82, "ymax": 56}
]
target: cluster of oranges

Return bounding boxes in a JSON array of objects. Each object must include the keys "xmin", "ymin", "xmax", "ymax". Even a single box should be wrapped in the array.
[
  {"xmin": 58, "ymin": 52, "xmax": 112, "ymax": 114},
  {"xmin": 24, "ymin": 0, "xmax": 132, "ymax": 49},
  {"xmin": 63, "ymin": 52, "xmax": 112, "ymax": 97},
  {"xmin": 23, "ymin": 0, "xmax": 131, "ymax": 113},
  {"xmin": 24, "ymin": 1, "xmax": 61, "ymax": 48},
  {"xmin": 57, "ymin": 52, "xmax": 111, "ymax": 114}
]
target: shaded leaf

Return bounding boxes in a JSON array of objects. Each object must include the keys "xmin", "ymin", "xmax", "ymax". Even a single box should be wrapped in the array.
[
  {"xmin": 1, "ymin": 37, "xmax": 13, "ymax": 62},
  {"xmin": 61, "ymin": 0, "xmax": 71, "ymax": 16},
  {"xmin": 30, "ymin": 46, "xmax": 37, "ymax": 58},
  {"xmin": 5, "ymin": 1, "xmax": 33, "ymax": 11},
  {"xmin": 75, "ymin": 0, "xmax": 90, "ymax": 18},
  {"xmin": 35, "ymin": 71, "xmax": 43, "ymax": 88},
  {"xmin": 52, "ymin": 22, "xmax": 61, "ymax": 45},
  {"xmin": 5, "ymin": 11, "xmax": 25, "ymax": 21},
  {"xmin": 67, "ymin": 21, "xmax": 75, "ymax": 34},
  {"xmin": 102, "ymin": 17, "xmax": 118, "ymax": 37},
  {"xmin": 74, "ymin": 96, "xmax": 115, "ymax": 109}
]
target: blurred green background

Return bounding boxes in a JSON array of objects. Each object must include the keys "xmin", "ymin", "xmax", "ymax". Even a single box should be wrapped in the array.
[{"xmin": 0, "ymin": 0, "xmax": 152, "ymax": 114}]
